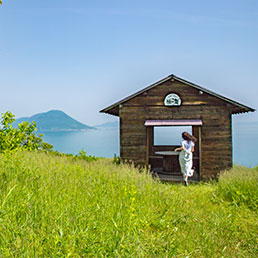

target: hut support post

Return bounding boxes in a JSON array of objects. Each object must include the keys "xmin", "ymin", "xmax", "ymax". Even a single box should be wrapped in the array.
[
  {"xmin": 146, "ymin": 126, "xmax": 153, "ymax": 167},
  {"xmin": 192, "ymin": 125, "xmax": 202, "ymax": 180}
]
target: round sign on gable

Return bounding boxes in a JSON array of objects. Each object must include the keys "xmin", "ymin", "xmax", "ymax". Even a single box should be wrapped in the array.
[{"xmin": 164, "ymin": 93, "xmax": 181, "ymax": 106}]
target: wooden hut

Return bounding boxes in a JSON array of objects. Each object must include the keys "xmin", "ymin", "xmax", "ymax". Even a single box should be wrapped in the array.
[{"xmin": 100, "ymin": 74, "xmax": 255, "ymax": 180}]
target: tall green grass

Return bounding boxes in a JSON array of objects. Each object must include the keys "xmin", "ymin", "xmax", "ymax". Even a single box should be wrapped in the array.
[
  {"xmin": 0, "ymin": 151, "xmax": 257, "ymax": 257},
  {"xmin": 217, "ymin": 166, "xmax": 258, "ymax": 210}
]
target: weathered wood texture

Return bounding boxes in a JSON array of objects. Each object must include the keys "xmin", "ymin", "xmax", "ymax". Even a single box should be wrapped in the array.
[{"xmin": 119, "ymin": 80, "xmax": 232, "ymax": 180}]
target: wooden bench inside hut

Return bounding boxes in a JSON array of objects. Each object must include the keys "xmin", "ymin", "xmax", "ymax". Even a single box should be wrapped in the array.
[{"xmin": 100, "ymin": 74, "xmax": 255, "ymax": 182}]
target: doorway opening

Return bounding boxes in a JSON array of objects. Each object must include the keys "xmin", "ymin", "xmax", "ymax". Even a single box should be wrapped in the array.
[{"xmin": 145, "ymin": 120, "xmax": 202, "ymax": 180}]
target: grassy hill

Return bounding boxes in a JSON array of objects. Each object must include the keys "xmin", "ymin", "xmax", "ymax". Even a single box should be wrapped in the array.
[
  {"xmin": 0, "ymin": 151, "xmax": 257, "ymax": 257},
  {"xmin": 14, "ymin": 110, "xmax": 95, "ymax": 131}
]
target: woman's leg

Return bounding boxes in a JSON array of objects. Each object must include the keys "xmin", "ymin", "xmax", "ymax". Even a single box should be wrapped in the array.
[
  {"xmin": 179, "ymin": 153, "xmax": 189, "ymax": 186},
  {"xmin": 185, "ymin": 175, "xmax": 189, "ymax": 186}
]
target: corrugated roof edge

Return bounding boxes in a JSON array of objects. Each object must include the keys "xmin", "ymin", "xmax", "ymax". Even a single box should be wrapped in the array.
[{"xmin": 100, "ymin": 74, "xmax": 256, "ymax": 115}]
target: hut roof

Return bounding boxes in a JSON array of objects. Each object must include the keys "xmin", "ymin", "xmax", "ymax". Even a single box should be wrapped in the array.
[{"xmin": 100, "ymin": 74, "xmax": 255, "ymax": 116}]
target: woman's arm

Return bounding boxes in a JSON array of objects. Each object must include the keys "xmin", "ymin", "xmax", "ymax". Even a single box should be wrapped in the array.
[
  {"xmin": 191, "ymin": 146, "xmax": 195, "ymax": 152},
  {"xmin": 175, "ymin": 145, "xmax": 184, "ymax": 152}
]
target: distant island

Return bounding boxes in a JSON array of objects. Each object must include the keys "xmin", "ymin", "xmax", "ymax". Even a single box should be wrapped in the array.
[{"xmin": 14, "ymin": 110, "xmax": 95, "ymax": 131}]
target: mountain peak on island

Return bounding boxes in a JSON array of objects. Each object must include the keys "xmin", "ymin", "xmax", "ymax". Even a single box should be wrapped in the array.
[
  {"xmin": 15, "ymin": 110, "xmax": 95, "ymax": 131},
  {"xmin": 39, "ymin": 110, "xmax": 65, "ymax": 115}
]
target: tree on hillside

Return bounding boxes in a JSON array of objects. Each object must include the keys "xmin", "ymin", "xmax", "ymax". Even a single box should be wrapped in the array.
[
  {"xmin": 0, "ymin": 111, "xmax": 53, "ymax": 152},
  {"xmin": 0, "ymin": 1, "xmax": 2, "ymax": 5}
]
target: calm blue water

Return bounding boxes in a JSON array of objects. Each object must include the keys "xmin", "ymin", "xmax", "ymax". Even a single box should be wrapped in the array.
[
  {"xmin": 40, "ymin": 128, "xmax": 119, "ymax": 158},
  {"xmin": 40, "ymin": 124, "xmax": 258, "ymax": 168},
  {"xmin": 232, "ymin": 123, "xmax": 258, "ymax": 168}
]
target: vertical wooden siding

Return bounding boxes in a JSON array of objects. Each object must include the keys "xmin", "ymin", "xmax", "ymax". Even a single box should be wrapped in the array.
[{"xmin": 119, "ymin": 80, "xmax": 232, "ymax": 179}]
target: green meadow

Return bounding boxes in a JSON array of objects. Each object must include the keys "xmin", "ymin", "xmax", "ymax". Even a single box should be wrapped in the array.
[{"xmin": 0, "ymin": 150, "xmax": 257, "ymax": 257}]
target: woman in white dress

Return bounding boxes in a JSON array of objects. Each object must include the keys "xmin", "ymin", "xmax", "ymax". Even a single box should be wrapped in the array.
[{"xmin": 175, "ymin": 132, "xmax": 197, "ymax": 186}]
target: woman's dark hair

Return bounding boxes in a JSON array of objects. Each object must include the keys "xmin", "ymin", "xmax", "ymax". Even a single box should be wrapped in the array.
[{"xmin": 182, "ymin": 132, "xmax": 197, "ymax": 142}]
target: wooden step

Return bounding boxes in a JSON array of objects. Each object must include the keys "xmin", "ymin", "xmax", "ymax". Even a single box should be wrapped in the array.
[{"xmin": 151, "ymin": 172, "xmax": 199, "ymax": 183}]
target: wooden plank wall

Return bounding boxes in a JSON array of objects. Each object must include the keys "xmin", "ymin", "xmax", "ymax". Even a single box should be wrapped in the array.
[{"xmin": 119, "ymin": 80, "xmax": 232, "ymax": 180}]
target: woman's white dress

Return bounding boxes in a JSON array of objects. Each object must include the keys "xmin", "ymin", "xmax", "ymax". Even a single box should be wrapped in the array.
[{"xmin": 179, "ymin": 140, "xmax": 194, "ymax": 177}]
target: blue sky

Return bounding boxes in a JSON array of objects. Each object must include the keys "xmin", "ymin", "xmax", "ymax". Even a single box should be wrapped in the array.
[{"xmin": 0, "ymin": 0, "xmax": 257, "ymax": 125}]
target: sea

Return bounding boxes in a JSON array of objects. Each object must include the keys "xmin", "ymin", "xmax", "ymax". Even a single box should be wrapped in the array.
[{"xmin": 40, "ymin": 123, "xmax": 258, "ymax": 168}]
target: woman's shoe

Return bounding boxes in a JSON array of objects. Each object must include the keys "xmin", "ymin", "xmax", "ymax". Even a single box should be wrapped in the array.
[{"xmin": 184, "ymin": 180, "xmax": 188, "ymax": 186}]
